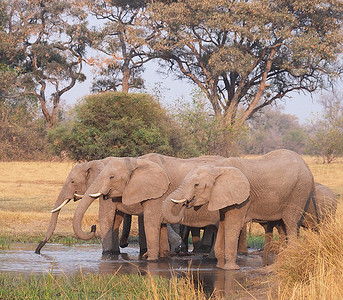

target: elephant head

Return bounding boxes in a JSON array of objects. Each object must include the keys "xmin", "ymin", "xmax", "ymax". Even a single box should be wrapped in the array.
[
  {"xmin": 162, "ymin": 166, "xmax": 250, "ymax": 224},
  {"xmin": 73, "ymin": 157, "xmax": 170, "ymax": 240},
  {"xmin": 35, "ymin": 159, "xmax": 107, "ymax": 254}
]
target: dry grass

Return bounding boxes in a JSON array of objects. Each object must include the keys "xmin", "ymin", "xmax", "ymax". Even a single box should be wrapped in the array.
[
  {"xmin": 273, "ymin": 200, "xmax": 343, "ymax": 299},
  {"xmin": 0, "ymin": 161, "xmax": 143, "ymax": 238}
]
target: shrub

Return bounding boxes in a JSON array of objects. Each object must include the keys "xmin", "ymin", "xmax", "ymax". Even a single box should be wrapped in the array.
[{"xmin": 49, "ymin": 92, "xmax": 198, "ymax": 160}]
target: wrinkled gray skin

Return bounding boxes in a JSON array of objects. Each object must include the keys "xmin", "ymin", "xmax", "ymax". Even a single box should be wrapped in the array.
[
  {"xmin": 35, "ymin": 158, "xmax": 113, "ymax": 254},
  {"xmin": 162, "ymin": 150, "xmax": 315, "ymax": 270},
  {"xmin": 262, "ymin": 182, "xmax": 338, "ymax": 266},
  {"xmin": 72, "ymin": 154, "xmax": 224, "ymax": 260}
]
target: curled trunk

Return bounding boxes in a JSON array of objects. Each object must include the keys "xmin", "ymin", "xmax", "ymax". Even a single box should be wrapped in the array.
[
  {"xmin": 162, "ymin": 188, "xmax": 188, "ymax": 224},
  {"xmin": 73, "ymin": 193, "xmax": 97, "ymax": 240}
]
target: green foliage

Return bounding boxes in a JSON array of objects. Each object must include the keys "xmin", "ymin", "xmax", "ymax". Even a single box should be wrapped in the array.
[
  {"xmin": 171, "ymin": 90, "xmax": 248, "ymax": 156},
  {"xmin": 306, "ymin": 92, "xmax": 343, "ymax": 163},
  {"xmin": 49, "ymin": 92, "xmax": 198, "ymax": 160}
]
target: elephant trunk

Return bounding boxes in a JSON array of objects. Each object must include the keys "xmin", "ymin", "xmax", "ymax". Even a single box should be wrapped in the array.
[
  {"xmin": 35, "ymin": 185, "xmax": 70, "ymax": 254},
  {"xmin": 35, "ymin": 211, "xmax": 59, "ymax": 254},
  {"xmin": 162, "ymin": 187, "xmax": 188, "ymax": 224},
  {"xmin": 73, "ymin": 192, "xmax": 97, "ymax": 240}
]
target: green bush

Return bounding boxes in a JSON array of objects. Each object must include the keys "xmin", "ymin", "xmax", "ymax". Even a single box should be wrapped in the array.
[{"xmin": 49, "ymin": 92, "xmax": 198, "ymax": 160}]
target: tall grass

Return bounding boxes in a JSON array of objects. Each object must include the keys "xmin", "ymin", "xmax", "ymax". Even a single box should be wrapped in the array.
[
  {"xmin": 273, "ymin": 200, "xmax": 343, "ymax": 299},
  {"xmin": 0, "ymin": 270, "xmax": 210, "ymax": 300}
]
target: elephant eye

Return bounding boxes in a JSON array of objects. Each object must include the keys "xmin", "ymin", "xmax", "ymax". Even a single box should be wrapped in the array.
[
  {"xmin": 71, "ymin": 180, "xmax": 75, "ymax": 184},
  {"xmin": 194, "ymin": 183, "xmax": 199, "ymax": 188},
  {"xmin": 110, "ymin": 175, "xmax": 115, "ymax": 180}
]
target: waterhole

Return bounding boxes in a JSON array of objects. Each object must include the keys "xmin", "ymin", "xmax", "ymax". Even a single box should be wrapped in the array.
[{"xmin": 0, "ymin": 243, "xmax": 272, "ymax": 297}]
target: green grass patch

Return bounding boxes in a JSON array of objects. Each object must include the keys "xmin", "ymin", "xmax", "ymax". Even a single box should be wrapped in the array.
[
  {"xmin": 0, "ymin": 233, "xmax": 101, "ymax": 248},
  {"xmin": 247, "ymin": 234, "xmax": 265, "ymax": 249},
  {"xmin": 0, "ymin": 271, "xmax": 209, "ymax": 300}
]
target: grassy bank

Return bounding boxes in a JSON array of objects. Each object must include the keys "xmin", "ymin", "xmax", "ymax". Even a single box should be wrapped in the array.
[{"xmin": 0, "ymin": 271, "xmax": 209, "ymax": 300}]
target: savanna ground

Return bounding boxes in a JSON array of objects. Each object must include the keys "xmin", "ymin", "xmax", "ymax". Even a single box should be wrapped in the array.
[{"xmin": 0, "ymin": 156, "xmax": 343, "ymax": 299}]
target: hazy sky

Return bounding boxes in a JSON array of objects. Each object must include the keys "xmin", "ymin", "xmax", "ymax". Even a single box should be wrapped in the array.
[{"xmin": 64, "ymin": 61, "xmax": 325, "ymax": 125}]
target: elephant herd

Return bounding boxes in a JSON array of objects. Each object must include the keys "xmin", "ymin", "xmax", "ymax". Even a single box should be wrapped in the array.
[{"xmin": 35, "ymin": 149, "xmax": 337, "ymax": 270}]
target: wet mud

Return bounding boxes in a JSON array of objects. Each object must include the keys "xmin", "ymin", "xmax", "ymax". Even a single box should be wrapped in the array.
[{"xmin": 0, "ymin": 243, "xmax": 273, "ymax": 298}]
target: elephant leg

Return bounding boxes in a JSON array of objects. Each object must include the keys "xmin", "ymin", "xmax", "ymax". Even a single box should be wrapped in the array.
[
  {"xmin": 276, "ymin": 222, "xmax": 287, "ymax": 247},
  {"xmin": 99, "ymin": 200, "xmax": 119, "ymax": 255},
  {"xmin": 197, "ymin": 225, "xmax": 215, "ymax": 253},
  {"xmin": 222, "ymin": 204, "xmax": 248, "ymax": 270},
  {"xmin": 160, "ymin": 224, "xmax": 170, "ymax": 257},
  {"xmin": 142, "ymin": 201, "xmax": 162, "ymax": 261},
  {"xmin": 263, "ymin": 222, "xmax": 274, "ymax": 266},
  {"xmin": 214, "ymin": 221, "xmax": 225, "ymax": 268},
  {"xmin": 190, "ymin": 227, "xmax": 201, "ymax": 252},
  {"xmin": 237, "ymin": 224, "xmax": 248, "ymax": 254},
  {"xmin": 111, "ymin": 211, "xmax": 124, "ymax": 254},
  {"xmin": 138, "ymin": 214, "xmax": 147, "ymax": 256},
  {"xmin": 120, "ymin": 214, "xmax": 132, "ymax": 248},
  {"xmin": 180, "ymin": 225, "xmax": 190, "ymax": 252}
]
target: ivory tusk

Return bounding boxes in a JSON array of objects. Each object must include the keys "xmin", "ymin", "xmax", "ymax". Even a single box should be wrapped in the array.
[
  {"xmin": 90, "ymin": 192, "xmax": 102, "ymax": 198},
  {"xmin": 74, "ymin": 193, "xmax": 83, "ymax": 200},
  {"xmin": 171, "ymin": 198, "xmax": 187, "ymax": 204},
  {"xmin": 51, "ymin": 199, "xmax": 71, "ymax": 213}
]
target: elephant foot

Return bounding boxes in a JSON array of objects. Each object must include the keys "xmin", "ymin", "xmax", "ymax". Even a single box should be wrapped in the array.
[
  {"xmin": 147, "ymin": 258, "xmax": 159, "ymax": 262},
  {"xmin": 120, "ymin": 237, "xmax": 129, "ymax": 248},
  {"xmin": 159, "ymin": 250, "xmax": 170, "ymax": 258},
  {"xmin": 102, "ymin": 250, "xmax": 120, "ymax": 257},
  {"xmin": 217, "ymin": 262, "xmax": 240, "ymax": 270},
  {"xmin": 120, "ymin": 242, "xmax": 129, "ymax": 248},
  {"xmin": 140, "ymin": 248, "xmax": 147, "ymax": 257},
  {"xmin": 193, "ymin": 245, "xmax": 212, "ymax": 253},
  {"xmin": 202, "ymin": 256, "xmax": 217, "ymax": 263}
]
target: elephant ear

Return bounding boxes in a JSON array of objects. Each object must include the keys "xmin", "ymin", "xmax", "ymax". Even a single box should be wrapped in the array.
[
  {"xmin": 122, "ymin": 159, "xmax": 170, "ymax": 205},
  {"xmin": 87, "ymin": 160, "xmax": 106, "ymax": 183},
  {"xmin": 209, "ymin": 167, "xmax": 250, "ymax": 211}
]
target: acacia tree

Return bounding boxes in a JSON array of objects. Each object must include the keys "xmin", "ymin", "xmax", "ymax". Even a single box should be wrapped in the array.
[
  {"xmin": 84, "ymin": 0, "xmax": 152, "ymax": 93},
  {"xmin": 4, "ymin": 0, "xmax": 89, "ymax": 128},
  {"xmin": 148, "ymin": 0, "xmax": 343, "ymax": 133}
]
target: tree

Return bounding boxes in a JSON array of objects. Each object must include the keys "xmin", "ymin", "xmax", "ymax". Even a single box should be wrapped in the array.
[
  {"xmin": 84, "ymin": 0, "xmax": 151, "ymax": 93},
  {"xmin": 0, "ymin": 95, "xmax": 49, "ymax": 161},
  {"xmin": 171, "ymin": 90, "xmax": 247, "ymax": 156},
  {"xmin": 3, "ymin": 0, "xmax": 89, "ymax": 128},
  {"xmin": 49, "ymin": 92, "xmax": 198, "ymax": 160},
  {"xmin": 307, "ymin": 92, "xmax": 343, "ymax": 163},
  {"xmin": 147, "ymin": 0, "xmax": 343, "ymax": 154},
  {"xmin": 242, "ymin": 106, "xmax": 307, "ymax": 154}
]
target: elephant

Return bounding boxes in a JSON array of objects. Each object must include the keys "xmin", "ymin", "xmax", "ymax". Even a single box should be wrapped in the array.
[
  {"xmin": 161, "ymin": 149, "xmax": 316, "ymax": 270},
  {"xmin": 72, "ymin": 154, "xmax": 225, "ymax": 260},
  {"xmin": 262, "ymin": 182, "xmax": 337, "ymax": 266},
  {"xmin": 34, "ymin": 157, "xmax": 145, "ymax": 255},
  {"xmin": 35, "ymin": 158, "xmax": 112, "ymax": 254}
]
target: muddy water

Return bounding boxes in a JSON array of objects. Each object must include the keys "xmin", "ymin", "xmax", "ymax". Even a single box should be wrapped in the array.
[{"xmin": 0, "ymin": 243, "xmax": 271, "ymax": 297}]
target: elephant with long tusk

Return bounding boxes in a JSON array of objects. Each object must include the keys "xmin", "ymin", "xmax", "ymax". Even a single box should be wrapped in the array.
[{"xmin": 35, "ymin": 157, "xmax": 114, "ymax": 254}]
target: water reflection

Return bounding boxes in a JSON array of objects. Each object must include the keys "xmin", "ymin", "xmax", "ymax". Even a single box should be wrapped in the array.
[{"xmin": 0, "ymin": 243, "xmax": 271, "ymax": 298}]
